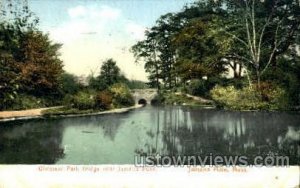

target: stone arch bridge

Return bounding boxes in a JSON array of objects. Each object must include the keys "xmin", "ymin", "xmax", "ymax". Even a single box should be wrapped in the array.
[{"xmin": 131, "ymin": 89, "xmax": 158, "ymax": 104}]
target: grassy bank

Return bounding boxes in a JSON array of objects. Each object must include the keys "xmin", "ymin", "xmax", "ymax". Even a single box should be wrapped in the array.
[
  {"xmin": 210, "ymin": 85, "xmax": 290, "ymax": 111},
  {"xmin": 42, "ymin": 107, "xmax": 97, "ymax": 117},
  {"xmin": 41, "ymin": 105, "xmax": 143, "ymax": 118}
]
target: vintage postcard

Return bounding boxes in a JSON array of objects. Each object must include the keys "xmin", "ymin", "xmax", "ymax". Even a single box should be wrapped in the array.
[{"xmin": 0, "ymin": 0, "xmax": 299, "ymax": 187}]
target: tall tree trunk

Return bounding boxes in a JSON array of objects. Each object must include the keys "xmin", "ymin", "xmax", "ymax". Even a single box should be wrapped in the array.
[
  {"xmin": 156, "ymin": 72, "xmax": 160, "ymax": 90},
  {"xmin": 256, "ymin": 67, "xmax": 261, "ymax": 90},
  {"xmin": 233, "ymin": 62, "xmax": 238, "ymax": 78},
  {"xmin": 238, "ymin": 63, "xmax": 242, "ymax": 78}
]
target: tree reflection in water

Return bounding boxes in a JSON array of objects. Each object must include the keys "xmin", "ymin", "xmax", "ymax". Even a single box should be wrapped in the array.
[
  {"xmin": 139, "ymin": 107, "xmax": 300, "ymax": 165},
  {"xmin": 0, "ymin": 119, "xmax": 65, "ymax": 164},
  {"xmin": 0, "ymin": 106, "xmax": 298, "ymax": 164}
]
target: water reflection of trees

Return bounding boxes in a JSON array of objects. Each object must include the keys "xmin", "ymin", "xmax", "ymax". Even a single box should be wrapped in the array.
[
  {"xmin": 141, "ymin": 107, "xmax": 300, "ymax": 165},
  {"xmin": 60, "ymin": 114, "xmax": 124, "ymax": 141},
  {"xmin": 0, "ymin": 115, "xmax": 124, "ymax": 164},
  {"xmin": 97, "ymin": 115, "xmax": 123, "ymax": 140},
  {"xmin": 0, "ymin": 119, "xmax": 65, "ymax": 164}
]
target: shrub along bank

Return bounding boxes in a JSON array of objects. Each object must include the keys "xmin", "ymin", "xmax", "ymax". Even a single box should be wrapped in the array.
[
  {"xmin": 43, "ymin": 83, "xmax": 135, "ymax": 116},
  {"xmin": 210, "ymin": 83, "xmax": 288, "ymax": 111}
]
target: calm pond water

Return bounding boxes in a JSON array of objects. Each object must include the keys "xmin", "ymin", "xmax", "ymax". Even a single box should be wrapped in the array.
[{"xmin": 0, "ymin": 106, "xmax": 299, "ymax": 165}]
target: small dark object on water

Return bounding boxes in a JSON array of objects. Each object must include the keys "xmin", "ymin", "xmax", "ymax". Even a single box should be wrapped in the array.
[{"xmin": 82, "ymin": 131, "xmax": 94, "ymax": 134}]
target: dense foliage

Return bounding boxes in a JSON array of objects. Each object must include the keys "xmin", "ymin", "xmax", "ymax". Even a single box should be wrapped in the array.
[
  {"xmin": 0, "ymin": 1, "xmax": 63, "ymax": 110},
  {"xmin": 132, "ymin": 0, "xmax": 300, "ymax": 110},
  {"xmin": 109, "ymin": 83, "xmax": 135, "ymax": 108},
  {"xmin": 210, "ymin": 85, "xmax": 287, "ymax": 110},
  {"xmin": 95, "ymin": 91, "xmax": 113, "ymax": 110},
  {"xmin": 71, "ymin": 91, "xmax": 96, "ymax": 110}
]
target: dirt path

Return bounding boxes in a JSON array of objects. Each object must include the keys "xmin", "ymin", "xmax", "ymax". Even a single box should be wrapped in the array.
[
  {"xmin": 184, "ymin": 93, "xmax": 214, "ymax": 103},
  {"xmin": 0, "ymin": 105, "xmax": 143, "ymax": 121},
  {"xmin": 0, "ymin": 107, "xmax": 61, "ymax": 119},
  {"xmin": 174, "ymin": 92, "xmax": 214, "ymax": 104}
]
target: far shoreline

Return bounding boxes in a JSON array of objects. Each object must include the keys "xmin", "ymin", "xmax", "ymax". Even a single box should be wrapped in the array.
[
  {"xmin": 0, "ymin": 105, "xmax": 144, "ymax": 123},
  {"xmin": 1, "ymin": 103, "xmax": 299, "ymax": 123}
]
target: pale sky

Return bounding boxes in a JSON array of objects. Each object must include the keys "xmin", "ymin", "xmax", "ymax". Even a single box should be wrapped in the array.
[{"xmin": 29, "ymin": 0, "xmax": 195, "ymax": 81}]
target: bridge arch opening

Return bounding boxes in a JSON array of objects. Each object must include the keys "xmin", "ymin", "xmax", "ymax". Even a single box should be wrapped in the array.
[{"xmin": 138, "ymin": 99, "xmax": 147, "ymax": 105}]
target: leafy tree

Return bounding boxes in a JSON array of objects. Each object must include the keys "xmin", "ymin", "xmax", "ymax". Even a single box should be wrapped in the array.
[
  {"xmin": 0, "ymin": 0, "xmax": 64, "ymax": 109},
  {"xmin": 0, "ymin": 53, "xmax": 19, "ymax": 110},
  {"xmin": 132, "ymin": 0, "xmax": 299, "ymax": 107},
  {"xmin": 132, "ymin": 1, "xmax": 229, "ymax": 91},
  {"xmin": 91, "ymin": 58, "xmax": 127, "ymax": 91},
  {"xmin": 99, "ymin": 59, "xmax": 120, "ymax": 85},
  {"xmin": 172, "ymin": 18, "xmax": 227, "ymax": 83},
  {"xmin": 17, "ymin": 31, "xmax": 63, "ymax": 96},
  {"xmin": 60, "ymin": 73, "xmax": 81, "ymax": 95},
  {"xmin": 0, "ymin": 0, "xmax": 39, "ymax": 31},
  {"xmin": 262, "ymin": 45, "xmax": 300, "ymax": 106},
  {"xmin": 152, "ymin": 13, "xmax": 182, "ymax": 88},
  {"xmin": 132, "ymin": 32, "xmax": 162, "ymax": 89},
  {"xmin": 0, "ymin": 0, "xmax": 41, "ymax": 109},
  {"xmin": 132, "ymin": 13, "xmax": 186, "ymax": 89},
  {"xmin": 219, "ymin": 0, "xmax": 300, "ymax": 87}
]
